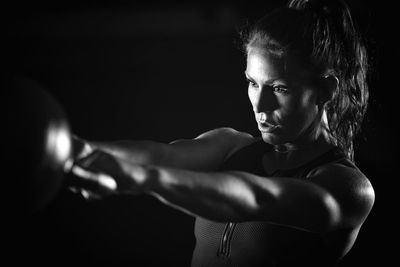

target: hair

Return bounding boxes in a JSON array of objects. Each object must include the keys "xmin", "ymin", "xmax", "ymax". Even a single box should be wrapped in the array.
[{"xmin": 241, "ymin": 0, "xmax": 369, "ymax": 160}]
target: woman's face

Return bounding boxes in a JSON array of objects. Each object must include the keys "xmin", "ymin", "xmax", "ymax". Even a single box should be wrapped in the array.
[{"xmin": 246, "ymin": 47, "xmax": 323, "ymax": 145}]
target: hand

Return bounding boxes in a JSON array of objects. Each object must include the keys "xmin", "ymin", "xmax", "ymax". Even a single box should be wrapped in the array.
[{"xmin": 67, "ymin": 149, "xmax": 149, "ymax": 200}]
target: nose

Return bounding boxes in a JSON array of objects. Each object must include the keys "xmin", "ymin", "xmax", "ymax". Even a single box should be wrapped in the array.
[{"xmin": 251, "ymin": 87, "xmax": 277, "ymax": 114}]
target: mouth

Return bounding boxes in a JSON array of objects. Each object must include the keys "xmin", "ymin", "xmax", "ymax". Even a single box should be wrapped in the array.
[{"xmin": 257, "ymin": 122, "xmax": 279, "ymax": 133}]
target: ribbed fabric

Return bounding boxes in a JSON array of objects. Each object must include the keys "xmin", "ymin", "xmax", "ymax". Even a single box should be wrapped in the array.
[{"xmin": 191, "ymin": 139, "xmax": 356, "ymax": 267}]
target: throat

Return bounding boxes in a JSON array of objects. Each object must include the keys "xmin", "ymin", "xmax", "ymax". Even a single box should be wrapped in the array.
[{"xmin": 263, "ymin": 139, "xmax": 335, "ymax": 174}]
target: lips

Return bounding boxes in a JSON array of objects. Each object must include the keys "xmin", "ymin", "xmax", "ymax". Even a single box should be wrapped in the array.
[{"xmin": 258, "ymin": 122, "xmax": 278, "ymax": 133}]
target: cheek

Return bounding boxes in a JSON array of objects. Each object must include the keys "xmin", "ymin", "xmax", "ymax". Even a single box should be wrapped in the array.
[
  {"xmin": 277, "ymin": 91, "xmax": 318, "ymax": 128},
  {"xmin": 248, "ymin": 89, "xmax": 255, "ymax": 107}
]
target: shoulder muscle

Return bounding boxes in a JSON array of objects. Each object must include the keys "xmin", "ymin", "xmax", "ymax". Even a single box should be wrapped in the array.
[
  {"xmin": 308, "ymin": 163, "xmax": 375, "ymax": 229},
  {"xmin": 195, "ymin": 128, "xmax": 254, "ymax": 153}
]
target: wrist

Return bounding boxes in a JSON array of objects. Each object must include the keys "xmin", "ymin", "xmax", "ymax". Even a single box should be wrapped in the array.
[{"xmin": 135, "ymin": 164, "xmax": 159, "ymax": 193}]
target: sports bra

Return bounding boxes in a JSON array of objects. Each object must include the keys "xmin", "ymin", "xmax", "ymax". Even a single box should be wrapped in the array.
[{"xmin": 191, "ymin": 139, "xmax": 356, "ymax": 267}]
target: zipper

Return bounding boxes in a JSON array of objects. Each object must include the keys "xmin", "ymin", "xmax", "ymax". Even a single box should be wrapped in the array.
[{"xmin": 218, "ymin": 222, "xmax": 236, "ymax": 257}]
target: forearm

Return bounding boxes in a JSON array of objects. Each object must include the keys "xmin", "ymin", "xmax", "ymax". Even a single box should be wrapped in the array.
[
  {"xmin": 72, "ymin": 151, "xmax": 340, "ymax": 232},
  {"xmin": 143, "ymin": 166, "xmax": 278, "ymax": 222}
]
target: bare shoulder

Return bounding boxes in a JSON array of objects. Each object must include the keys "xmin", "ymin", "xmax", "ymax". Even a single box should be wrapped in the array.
[
  {"xmin": 166, "ymin": 128, "xmax": 255, "ymax": 171},
  {"xmin": 196, "ymin": 127, "xmax": 254, "ymax": 141},
  {"xmin": 195, "ymin": 127, "xmax": 256, "ymax": 157},
  {"xmin": 308, "ymin": 163, "xmax": 375, "ymax": 229}
]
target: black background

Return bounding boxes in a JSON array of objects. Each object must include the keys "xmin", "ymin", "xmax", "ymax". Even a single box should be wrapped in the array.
[{"xmin": 5, "ymin": 0, "xmax": 397, "ymax": 266}]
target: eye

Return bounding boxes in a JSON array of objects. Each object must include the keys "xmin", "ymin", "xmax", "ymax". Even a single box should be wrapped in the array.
[
  {"xmin": 272, "ymin": 85, "xmax": 289, "ymax": 94},
  {"xmin": 246, "ymin": 78, "xmax": 258, "ymax": 88}
]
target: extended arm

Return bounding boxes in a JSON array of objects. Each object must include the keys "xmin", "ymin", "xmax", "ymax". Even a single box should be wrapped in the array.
[
  {"xmin": 73, "ymin": 127, "xmax": 253, "ymax": 171},
  {"xmin": 71, "ymin": 128, "xmax": 374, "ymax": 234},
  {"xmin": 72, "ymin": 150, "xmax": 374, "ymax": 234},
  {"xmin": 146, "ymin": 166, "xmax": 341, "ymax": 233}
]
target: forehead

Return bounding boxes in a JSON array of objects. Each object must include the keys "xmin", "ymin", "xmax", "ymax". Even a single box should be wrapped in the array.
[
  {"xmin": 246, "ymin": 47, "xmax": 314, "ymax": 83},
  {"xmin": 246, "ymin": 47, "xmax": 285, "ymax": 79}
]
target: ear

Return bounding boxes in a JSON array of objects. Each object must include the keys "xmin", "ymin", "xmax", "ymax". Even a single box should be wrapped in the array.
[{"xmin": 318, "ymin": 75, "xmax": 338, "ymax": 105}]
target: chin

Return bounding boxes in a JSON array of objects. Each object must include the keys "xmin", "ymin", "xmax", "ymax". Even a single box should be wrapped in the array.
[
  {"xmin": 260, "ymin": 132, "xmax": 282, "ymax": 145},
  {"xmin": 261, "ymin": 130, "xmax": 296, "ymax": 146}
]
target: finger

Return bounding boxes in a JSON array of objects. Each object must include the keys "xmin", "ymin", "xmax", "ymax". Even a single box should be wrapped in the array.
[
  {"xmin": 71, "ymin": 165, "xmax": 117, "ymax": 190},
  {"xmin": 80, "ymin": 188, "xmax": 93, "ymax": 200},
  {"xmin": 75, "ymin": 150, "xmax": 123, "ymax": 180},
  {"xmin": 68, "ymin": 165, "xmax": 117, "ymax": 195},
  {"xmin": 68, "ymin": 186, "xmax": 102, "ymax": 201},
  {"xmin": 72, "ymin": 135, "xmax": 95, "ymax": 161},
  {"xmin": 75, "ymin": 150, "xmax": 104, "ymax": 169},
  {"xmin": 71, "ymin": 151, "xmax": 134, "ymax": 193}
]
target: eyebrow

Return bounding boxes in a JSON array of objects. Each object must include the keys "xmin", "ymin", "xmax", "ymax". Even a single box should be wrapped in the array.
[{"xmin": 244, "ymin": 71, "xmax": 282, "ymax": 85}]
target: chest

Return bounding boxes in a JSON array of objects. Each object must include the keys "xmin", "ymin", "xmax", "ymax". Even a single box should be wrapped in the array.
[{"xmin": 192, "ymin": 217, "xmax": 336, "ymax": 266}]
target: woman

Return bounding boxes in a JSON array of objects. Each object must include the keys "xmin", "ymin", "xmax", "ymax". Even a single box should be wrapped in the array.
[{"xmin": 70, "ymin": 0, "xmax": 375, "ymax": 266}]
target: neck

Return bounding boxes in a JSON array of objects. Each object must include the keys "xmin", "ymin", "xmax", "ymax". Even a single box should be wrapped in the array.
[
  {"xmin": 273, "ymin": 111, "xmax": 334, "ymax": 156},
  {"xmin": 273, "ymin": 134, "xmax": 331, "ymax": 154},
  {"xmin": 270, "ymin": 133, "xmax": 334, "ymax": 172}
]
